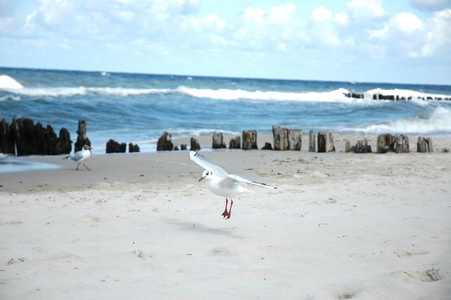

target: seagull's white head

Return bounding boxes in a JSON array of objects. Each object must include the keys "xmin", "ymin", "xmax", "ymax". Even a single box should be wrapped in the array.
[{"xmin": 199, "ymin": 169, "xmax": 213, "ymax": 182}]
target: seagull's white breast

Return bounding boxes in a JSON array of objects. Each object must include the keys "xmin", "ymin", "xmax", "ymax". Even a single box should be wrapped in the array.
[{"xmin": 205, "ymin": 176, "xmax": 249, "ymax": 198}]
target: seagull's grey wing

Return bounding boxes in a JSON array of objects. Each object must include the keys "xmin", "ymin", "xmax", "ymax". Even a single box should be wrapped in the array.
[
  {"xmin": 228, "ymin": 174, "xmax": 277, "ymax": 189},
  {"xmin": 190, "ymin": 151, "xmax": 229, "ymax": 179},
  {"xmin": 70, "ymin": 151, "xmax": 84, "ymax": 162}
]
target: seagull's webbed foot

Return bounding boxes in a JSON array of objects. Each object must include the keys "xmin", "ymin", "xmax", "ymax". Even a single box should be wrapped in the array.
[
  {"xmin": 222, "ymin": 198, "xmax": 229, "ymax": 219},
  {"xmin": 222, "ymin": 210, "xmax": 229, "ymax": 218},
  {"xmin": 221, "ymin": 198, "xmax": 233, "ymax": 219}
]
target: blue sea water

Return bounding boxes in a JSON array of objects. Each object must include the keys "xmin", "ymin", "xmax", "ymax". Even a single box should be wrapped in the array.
[{"xmin": 1, "ymin": 67, "xmax": 451, "ymax": 155}]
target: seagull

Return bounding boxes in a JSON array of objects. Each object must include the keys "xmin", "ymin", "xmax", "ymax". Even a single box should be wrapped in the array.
[
  {"xmin": 64, "ymin": 144, "xmax": 92, "ymax": 171},
  {"xmin": 190, "ymin": 151, "xmax": 276, "ymax": 219}
]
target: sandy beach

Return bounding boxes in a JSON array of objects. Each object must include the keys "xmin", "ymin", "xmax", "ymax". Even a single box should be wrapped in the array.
[{"xmin": 1, "ymin": 134, "xmax": 450, "ymax": 299}]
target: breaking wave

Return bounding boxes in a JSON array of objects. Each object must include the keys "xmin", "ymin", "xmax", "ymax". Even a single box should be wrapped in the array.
[
  {"xmin": 1, "ymin": 74, "xmax": 450, "ymax": 103},
  {"xmin": 0, "ymin": 75, "xmax": 23, "ymax": 89},
  {"xmin": 360, "ymin": 107, "xmax": 451, "ymax": 135},
  {"xmin": 1, "ymin": 84, "xmax": 352, "ymax": 102},
  {"xmin": 175, "ymin": 86, "xmax": 352, "ymax": 102},
  {"xmin": 2, "ymin": 84, "xmax": 450, "ymax": 104},
  {"xmin": 0, "ymin": 95, "xmax": 20, "ymax": 101}
]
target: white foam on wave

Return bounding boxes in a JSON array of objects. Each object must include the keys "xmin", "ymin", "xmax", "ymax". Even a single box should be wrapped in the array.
[
  {"xmin": 361, "ymin": 106, "xmax": 451, "ymax": 134},
  {"xmin": 89, "ymin": 87, "xmax": 166, "ymax": 97},
  {"xmin": 3, "ymin": 84, "xmax": 356, "ymax": 102},
  {"xmin": 0, "ymin": 95, "xmax": 21, "ymax": 101},
  {"xmin": 9, "ymin": 86, "xmax": 90, "ymax": 97},
  {"xmin": 3, "ymin": 83, "xmax": 450, "ymax": 104},
  {"xmin": 176, "ymin": 86, "xmax": 352, "ymax": 102},
  {"xmin": 4, "ymin": 86, "xmax": 167, "ymax": 98},
  {"xmin": 0, "ymin": 75, "xmax": 24, "ymax": 89}
]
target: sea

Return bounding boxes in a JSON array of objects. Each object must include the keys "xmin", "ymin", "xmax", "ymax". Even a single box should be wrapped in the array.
[{"xmin": 1, "ymin": 67, "xmax": 451, "ymax": 156}]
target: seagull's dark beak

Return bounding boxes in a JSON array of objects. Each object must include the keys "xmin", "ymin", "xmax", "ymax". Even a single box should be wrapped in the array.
[{"xmin": 199, "ymin": 176, "xmax": 205, "ymax": 182}]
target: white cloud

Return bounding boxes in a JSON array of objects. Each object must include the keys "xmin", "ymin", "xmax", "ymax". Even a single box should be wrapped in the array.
[
  {"xmin": 408, "ymin": 51, "xmax": 419, "ymax": 58},
  {"xmin": 111, "ymin": 10, "xmax": 135, "ymax": 23},
  {"xmin": 34, "ymin": 0, "xmax": 75, "ymax": 26},
  {"xmin": 182, "ymin": 12, "xmax": 226, "ymax": 36},
  {"xmin": 410, "ymin": 0, "xmax": 451, "ymax": 11},
  {"xmin": 268, "ymin": 3, "xmax": 296, "ymax": 24},
  {"xmin": 1, "ymin": 0, "xmax": 450, "ymax": 84},
  {"xmin": 312, "ymin": 6, "xmax": 332, "ymax": 22},
  {"xmin": 154, "ymin": 0, "xmax": 201, "ymax": 15},
  {"xmin": 359, "ymin": 42, "xmax": 386, "ymax": 59},
  {"xmin": 243, "ymin": 7, "xmax": 265, "ymax": 24},
  {"xmin": 203, "ymin": 13, "xmax": 218, "ymax": 25},
  {"xmin": 365, "ymin": 8, "xmax": 450, "ymax": 58},
  {"xmin": 229, "ymin": 4, "xmax": 301, "ymax": 51},
  {"xmin": 421, "ymin": 9, "xmax": 451, "ymax": 56},
  {"xmin": 278, "ymin": 42, "xmax": 287, "ymax": 52},
  {"xmin": 367, "ymin": 23, "xmax": 389, "ymax": 39},
  {"xmin": 390, "ymin": 12, "xmax": 423, "ymax": 34},
  {"xmin": 335, "ymin": 12, "xmax": 349, "ymax": 25},
  {"xmin": 347, "ymin": 0, "xmax": 386, "ymax": 20}
]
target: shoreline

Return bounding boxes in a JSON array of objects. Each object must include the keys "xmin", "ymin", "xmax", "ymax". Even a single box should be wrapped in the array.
[
  {"xmin": 4, "ymin": 132, "xmax": 451, "ymax": 157},
  {"xmin": 1, "ymin": 134, "xmax": 450, "ymax": 193}
]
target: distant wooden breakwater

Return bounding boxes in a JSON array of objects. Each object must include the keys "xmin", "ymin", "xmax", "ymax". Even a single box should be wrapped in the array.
[
  {"xmin": 155, "ymin": 127, "xmax": 437, "ymax": 154},
  {"xmin": 0, "ymin": 118, "xmax": 94, "ymax": 156},
  {"xmin": 0, "ymin": 118, "xmax": 140, "ymax": 156},
  {"xmin": 343, "ymin": 92, "xmax": 451, "ymax": 101},
  {"xmin": 1, "ymin": 118, "xmax": 443, "ymax": 156}
]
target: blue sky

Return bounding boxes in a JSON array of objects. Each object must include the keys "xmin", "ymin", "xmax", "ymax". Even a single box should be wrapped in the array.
[{"xmin": 1, "ymin": 0, "xmax": 450, "ymax": 85}]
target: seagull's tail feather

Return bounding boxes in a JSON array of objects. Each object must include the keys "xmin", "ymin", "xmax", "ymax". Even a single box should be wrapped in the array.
[{"xmin": 255, "ymin": 183, "xmax": 277, "ymax": 189}]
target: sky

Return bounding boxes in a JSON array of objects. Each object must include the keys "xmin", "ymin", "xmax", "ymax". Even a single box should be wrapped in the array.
[{"xmin": 0, "ymin": 0, "xmax": 450, "ymax": 85}]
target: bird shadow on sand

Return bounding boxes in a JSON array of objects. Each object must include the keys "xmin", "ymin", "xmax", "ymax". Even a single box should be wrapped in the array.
[{"xmin": 164, "ymin": 218, "xmax": 239, "ymax": 238}]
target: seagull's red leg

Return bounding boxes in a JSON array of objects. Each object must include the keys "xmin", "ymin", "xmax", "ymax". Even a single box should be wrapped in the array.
[
  {"xmin": 222, "ymin": 198, "xmax": 229, "ymax": 218},
  {"xmin": 76, "ymin": 163, "xmax": 80, "ymax": 170},
  {"xmin": 83, "ymin": 163, "xmax": 92, "ymax": 171},
  {"xmin": 227, "ymin": 199, "xmax": 233, "ymax": 219}
]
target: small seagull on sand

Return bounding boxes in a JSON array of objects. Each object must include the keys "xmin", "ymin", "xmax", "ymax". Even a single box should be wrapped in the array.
[
  {"xmin": 64, "ymin": 144, "xmax": 92, "ymax": 171},
  {"xmin": 190, "ymin": 151, "xmax": 276, "ymax": 219}
]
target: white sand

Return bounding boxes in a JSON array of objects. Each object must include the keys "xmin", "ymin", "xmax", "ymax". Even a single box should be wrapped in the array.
[{"xmin": 1, "ymin": 135, "xmax": 450, "ymax": 299}]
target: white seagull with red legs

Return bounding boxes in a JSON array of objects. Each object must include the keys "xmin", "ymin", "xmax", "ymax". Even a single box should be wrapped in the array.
[
  {"xmin": 190, "ymin": 151, "xmax": 276, "ymax": 219},
  {"xmin": 64, "ymin": 144, "xmax": 92, "ymax": 171}
]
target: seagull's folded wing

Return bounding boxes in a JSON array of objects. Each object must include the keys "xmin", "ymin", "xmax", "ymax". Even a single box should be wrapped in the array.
[
  {"xmin": 71, "ymin": 151, "xmax": 84, "ymax": 162},
  {"xmin": 190, "ymin": 151, "xmax": 229, "ymax": 179},
  {"xmin": 228, "ymin": 174, "xmax": 277, "ymax": 189}
]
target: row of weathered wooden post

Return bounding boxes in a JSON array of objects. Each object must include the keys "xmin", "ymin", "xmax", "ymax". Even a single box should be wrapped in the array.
[
  {"xmin": 157, "ymin": 126, "xmax": 434, "ymax": 153},
  {"xmin": 344, "ymin": 92, "xmax": 451, "ymax": 101},
  {"xmin": 0, "ymin": 117, "xmax": 437, "ymax": 155},
  {"xmin": 156, "ymin": 130, "xmax": 260, "ymax": 151},
  {"xmin": 0, "ymin": 117, "xmax": 90, "ymax": 156}
]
